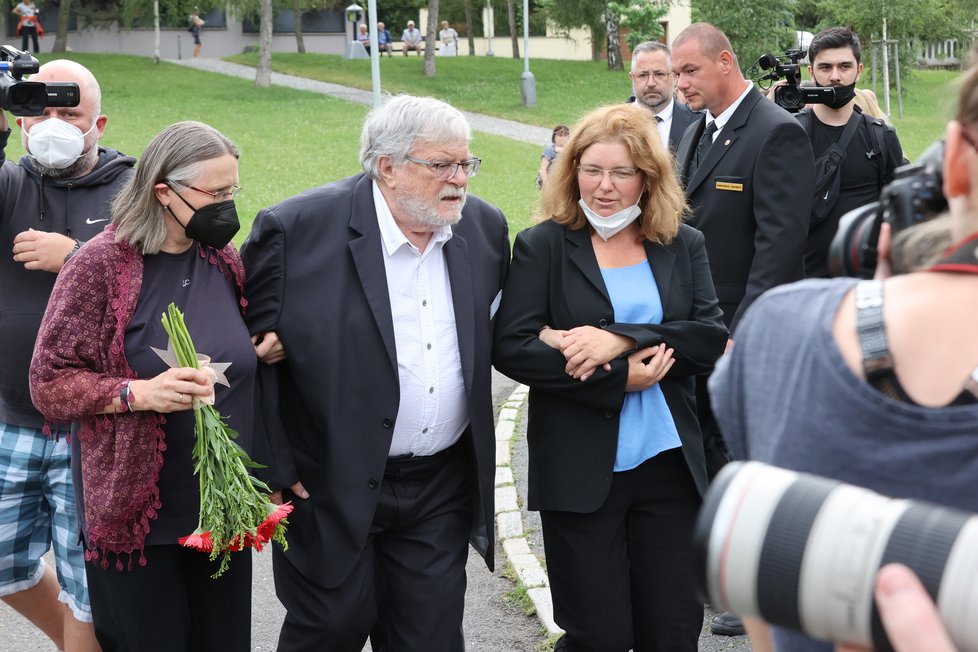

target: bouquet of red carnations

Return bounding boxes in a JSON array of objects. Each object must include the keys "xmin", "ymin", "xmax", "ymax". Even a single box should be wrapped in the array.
[{"xmin": 160, "ymin": 303, "xmax": 290, "ymax": 578}]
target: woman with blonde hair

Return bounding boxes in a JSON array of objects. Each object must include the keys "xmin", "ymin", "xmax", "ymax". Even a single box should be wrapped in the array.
[{"xmin": 493, "ymin": 103, "xmax": 727, "ymax": 651}]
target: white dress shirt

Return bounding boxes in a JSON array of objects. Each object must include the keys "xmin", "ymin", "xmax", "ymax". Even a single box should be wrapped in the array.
[
  {"xmin": 654, "ymin": 98, "xmax": 675, "ymax": 148},
  {"xmin": 372, "ymin": 181, "xmax": 469, "ymax": 457},
  {"xmin": 704, "ymin": 80, "xmax": 753, "ymax": 143}
]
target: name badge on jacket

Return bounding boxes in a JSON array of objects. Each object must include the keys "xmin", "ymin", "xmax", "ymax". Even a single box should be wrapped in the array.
[{"xmin": 716, "ymin": 181, "xmax": 744, "ymax": 192}]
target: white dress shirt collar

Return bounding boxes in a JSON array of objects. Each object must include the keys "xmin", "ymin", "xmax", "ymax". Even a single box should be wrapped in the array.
[{"xmin": 706, "ymin": 80, "xmax": 753, "ymax": 139}]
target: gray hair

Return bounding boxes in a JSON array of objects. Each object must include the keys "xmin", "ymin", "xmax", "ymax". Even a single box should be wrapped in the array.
[
  {"xmin": 631, "ymin": 41, "xmax": 671, "ymax": 70},
  {"xmin": 112, "ymin": 121, "xmax": 239, "ymax": 254},
  {"xmin": 359, "ymin": 95, "xmax": 471, "ymax": 180}
]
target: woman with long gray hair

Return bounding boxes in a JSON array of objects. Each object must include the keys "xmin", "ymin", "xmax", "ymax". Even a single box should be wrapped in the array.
[{"xmin": 30, "ymin": 121, "xmax": 255, "ymax": 651}]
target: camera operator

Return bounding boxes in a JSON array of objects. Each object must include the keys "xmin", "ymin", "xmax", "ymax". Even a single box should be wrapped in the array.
[
  {"xmin": 0, "ymin": 59, "xmax": 134, "ymax": 652},
  {"xmin": 706, "ymin": 52, "xmax": 978, "ymax": 652},
  {"xmin": 800, "ymin": 27, "xmax": 905, "ymax": 277}
]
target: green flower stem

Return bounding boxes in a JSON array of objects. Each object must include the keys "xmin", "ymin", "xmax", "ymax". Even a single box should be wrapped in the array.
[{"xmin": 160, "ymin": 303, "xmax": 288, "ymax": 578}]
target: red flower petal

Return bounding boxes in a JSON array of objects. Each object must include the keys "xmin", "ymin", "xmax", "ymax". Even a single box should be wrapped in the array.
[{"xmin": 178, "ymin": 530, "xmax": 213, "ymax": 552}]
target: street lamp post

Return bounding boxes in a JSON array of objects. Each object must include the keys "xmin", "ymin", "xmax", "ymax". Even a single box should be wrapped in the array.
[
  {"xmin": 343, "ymin": 3, "xmax": 367, "ymax": 59},
  {"xmin": 519, "ymin": 0, "xmax": 535, "ymax": 106},
  {"xmin": 485, "ymin": 0, "xmax": 494, "ymax": 57}
]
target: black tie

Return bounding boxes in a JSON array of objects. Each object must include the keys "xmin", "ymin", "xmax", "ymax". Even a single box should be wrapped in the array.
[
  {"xmin": 689, "ymin": 120, "xmax": 718, "ymax": 179},
  {"xmin": 655, "ymin": 115, "xmax": 663, "ymax": 123}
]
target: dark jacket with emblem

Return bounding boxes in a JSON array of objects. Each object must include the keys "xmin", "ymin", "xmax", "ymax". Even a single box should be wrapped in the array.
[
  {"xmin": 675, "ymin": 86, "xmax": 815, "ymax": 332},
  {"xmin": 0, "ymin": 128, "xmax": 136, "ymax": 427}
]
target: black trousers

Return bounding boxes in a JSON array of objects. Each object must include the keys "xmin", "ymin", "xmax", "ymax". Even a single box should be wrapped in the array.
[
  {"xmin": 21, "ymin": 25, "xmax": 39, "ymax": 53},
  {"xmin": 85, "ymin": 543, "xmax": 252, "ymax": 652},
  {"xmin": 541, "ymin": 448, "xmax": 703, "ymax": 652},
  {"xmin": 275, "ymin": 443, "xmax": 472, "ymax": 652}
]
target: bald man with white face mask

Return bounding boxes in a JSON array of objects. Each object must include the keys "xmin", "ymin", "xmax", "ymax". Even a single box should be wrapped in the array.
[{"xmin": 0, "ymin": 58, "xmax": 134, "ymax": 652}]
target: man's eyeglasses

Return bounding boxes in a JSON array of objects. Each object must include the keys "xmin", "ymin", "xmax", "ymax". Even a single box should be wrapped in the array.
[
  {"xmin": 169, "ymin": 182, "xmax": 242, "ymax": 201},
  {"xmin": 405, "ymin": 156, "xmax": 481, "ymax": 180},
  {"xmin": 577, "ymin": 165, "xmax": 641, "ymax": 183},
  {"xmin": 629, "ymin": 71, "xmax": 672, "ymax": 84}
]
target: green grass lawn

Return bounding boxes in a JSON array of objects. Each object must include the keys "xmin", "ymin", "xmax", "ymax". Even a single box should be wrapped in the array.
[
  {"xmin": 12, "ymin": 53, "xmax": 542, "ymax": 244},
  {"xmin": 225, "ymin": 51, "xmax": 960, "ymax": 160},
  {"xmin": 8, "ymin": 53, "xmax": 965, "ymax": 247}
]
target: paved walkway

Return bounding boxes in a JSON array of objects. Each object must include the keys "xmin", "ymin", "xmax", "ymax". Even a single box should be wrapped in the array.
[{"xmin": 169, "ymin": 58, "xmax": 552, "ymax": 146}]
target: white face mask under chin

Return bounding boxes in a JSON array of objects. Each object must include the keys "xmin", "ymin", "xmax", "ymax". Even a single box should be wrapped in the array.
[
  {"xmin": 26, "ymin": 117, "xmax": 98, "ymax": 170},
  {"xmin": 578, "ymin": 198, "xmax": 643, "ymax": 241}
]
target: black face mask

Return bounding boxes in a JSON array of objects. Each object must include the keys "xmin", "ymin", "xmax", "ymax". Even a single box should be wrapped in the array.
[
  {"xmin": 168, "ymin": 186, "xmax": 240, "ymax": 249},
  {"xmin": 825, "ymin": 82, "xmax": 857, "ymax": 110}
]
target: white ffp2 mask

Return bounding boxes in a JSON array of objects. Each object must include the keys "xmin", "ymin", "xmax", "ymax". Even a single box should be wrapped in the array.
[
  {"xmin": 26, "ymin": 118, "xmax": 97, "ymax": 170},
  {"xmin": 578, "ymin": 198, "xmax": 643, "ymax": 241}
]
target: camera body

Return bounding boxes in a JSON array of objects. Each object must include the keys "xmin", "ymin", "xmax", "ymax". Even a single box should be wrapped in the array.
[
  {"xmin": 0, "ymin": 45, "xmax": 79, "ymax": 116},
  {"xmin": 752, "ymin": 49, "xmax": 836, "ymax": 113},
  {"xmin": 693, "ymin": 461, "xmax": 978, "ymax": 652},
  {"xmin": 827, "ymin": 140, "xmax": 946, "ymax": 278}
]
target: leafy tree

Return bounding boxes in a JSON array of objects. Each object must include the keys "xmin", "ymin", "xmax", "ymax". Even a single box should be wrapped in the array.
[
  {"xmin": 537, "ymin": 0, "xmax": 610, "ymax": 63},
  {"xmin": 608, "ymin": 0, "xmax": 667, "ymax": 50},
  {"xmin": 692, "ymin": 0, "xmax": 797, "ymax": 72}
]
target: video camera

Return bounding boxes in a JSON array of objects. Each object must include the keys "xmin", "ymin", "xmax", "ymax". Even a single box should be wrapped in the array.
[
  {"xmin": 749, "ymin": 48, "xmax": 836, "ymax": 113},
  {"xmin": 827, "ymin": 141, "xmax": 946, "ymax": 278},
  {"xmin": 0, "ymin": 45, "xmax": 79, "ymax": 116}
]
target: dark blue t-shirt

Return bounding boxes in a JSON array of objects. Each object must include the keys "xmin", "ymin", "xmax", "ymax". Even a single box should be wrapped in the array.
[{"xmin": 124, "ymin": 244, "xmax": 256, "ymax": 545}]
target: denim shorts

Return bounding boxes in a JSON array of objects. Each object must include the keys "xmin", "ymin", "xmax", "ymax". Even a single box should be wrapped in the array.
[{"xmin": 0, "ymin": 422, "xmax": 92, "ymax": 621}]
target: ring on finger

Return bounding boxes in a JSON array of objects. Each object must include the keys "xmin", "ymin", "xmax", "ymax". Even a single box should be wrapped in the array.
[{"xmin": 177, "ymin": 392, "xmax": 184, "ymax": 403}]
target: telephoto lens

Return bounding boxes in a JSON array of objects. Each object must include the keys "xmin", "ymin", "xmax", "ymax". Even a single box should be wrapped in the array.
[{"xmin": 693, "ymin": 461, "xmax": 978, "ymax": 651}]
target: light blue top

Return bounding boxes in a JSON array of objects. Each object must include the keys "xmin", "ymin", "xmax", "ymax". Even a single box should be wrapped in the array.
[{"xmin": 600, "ymin": 261, "xmax": 681, "ymax": 472}]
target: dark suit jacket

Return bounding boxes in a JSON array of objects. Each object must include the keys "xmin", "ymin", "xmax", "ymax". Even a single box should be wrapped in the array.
[
  {"xmin": 241, "ymin": 173, "xmax": 510, "ymax": 588},
  {"xmin": 675, "ymin": 86, "xmax": 815, "ymax": 332},
  {"xmin": 626, "ymin": 97, "xmax": 698, "ymax": 152},
  {"xmin": 668, "ymin": 101, "xmax": 697, "ymax": 153},
  {"xmin": 492, "ymin": 221, "xmax": 727, "ymax": 513}
]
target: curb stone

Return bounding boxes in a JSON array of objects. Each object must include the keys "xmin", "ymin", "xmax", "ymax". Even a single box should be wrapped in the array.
[{"xmin": 494, "ymin": 383, "xmax": 563, "ymax": 637}]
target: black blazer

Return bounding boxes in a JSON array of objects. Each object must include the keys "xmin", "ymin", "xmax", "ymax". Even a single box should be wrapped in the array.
[
  {"xmin": 242, "ymin": 173, "xmax": 510, "ymax": 588},
  {"xmin": 492, "ymin": 221, "xmax": 727, "ymax": 513},
  {"xmin": 675, "ymin": 86, "xmax": 815, "ymax": 332},
  {"xmin": 668, "ymin": 101, "xmax": 698, "ymax": 153}
]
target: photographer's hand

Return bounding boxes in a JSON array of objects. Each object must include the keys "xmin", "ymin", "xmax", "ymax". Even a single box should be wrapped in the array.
[{"xmin": 836, "ymin": 564, "xmax": 955, "ymax": 652}]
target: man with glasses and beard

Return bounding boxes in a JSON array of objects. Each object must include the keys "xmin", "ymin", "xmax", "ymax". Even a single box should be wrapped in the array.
[
  {"xmin": 628, "ymin": 41, "xmax": 697, "ymax": 153},
  {"xmin": 241, "ymin": 94, "xmax": 510, "ymax": 651},
  {"xmin": 0, "ymin": 59, "xmax": 134, "ymax": 652}
]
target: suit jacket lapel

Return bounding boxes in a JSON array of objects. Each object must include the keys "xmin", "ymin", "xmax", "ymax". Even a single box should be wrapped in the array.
[
  {"xmin": 444, "ymin": 233, "xmax": 475, "ymax": 400},
  {"xmin": 566, "ymin": 227, "xmax": 609, "ymax": 300},
  {"xmin": 684, "ymin": 87, "xmax": 761, "ymax": 195},
  {"xmin": 348, "ymin": 175, "xmax": 398, "ymax": 372}
]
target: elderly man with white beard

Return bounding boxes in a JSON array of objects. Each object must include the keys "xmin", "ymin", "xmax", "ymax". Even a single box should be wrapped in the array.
[{"xmin": 241, "ymin": 94, "xmax": 510, "ymax": 652}]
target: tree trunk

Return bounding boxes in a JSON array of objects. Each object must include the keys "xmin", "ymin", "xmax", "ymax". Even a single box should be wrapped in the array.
[
  {"xmin": 257, "ymin": 0, "xmax": 273, "ymax": 87},
  {"xmin": 506, "ymin": 0, "xmax": 520, "ymax": 59},
  {"xmin": 605, "ymin": 8, "xmax": 622, "ymax": 71},
  {"xmin": 506, "ymin": 0, "xmax": 519, "ymax": 58},
  {"xmin": 423, "ymin": 0, "xmax": 438, "ymax": 77},
  {"xmin": 153, "ymin": 0, "xmax": 160, "ymax": 64},
  {"xmin": 463, "ymin": 0, "xmax": 475, "ymax": 55},
  {"xmin": 53, "ymin": 0, "xmax": 72, "ymax": 53},
  {"xmin": 294, "ymin": 4, "xmax": 306, "ymax": 53}
]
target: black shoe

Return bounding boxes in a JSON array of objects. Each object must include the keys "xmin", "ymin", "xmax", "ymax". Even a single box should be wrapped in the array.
[{"xmin": 710, "ymin": 611, "xmax": 745, "ymax": 636}]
